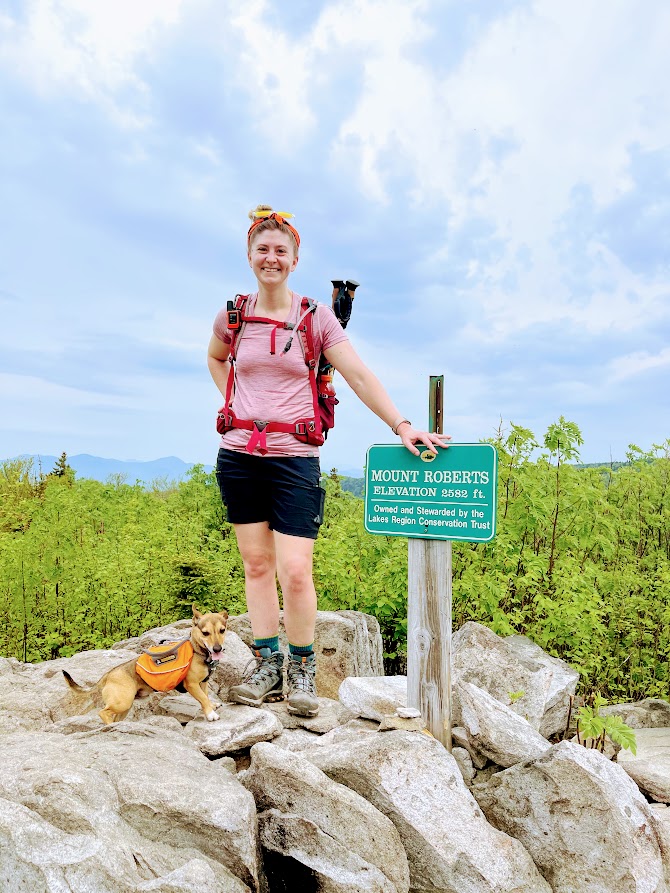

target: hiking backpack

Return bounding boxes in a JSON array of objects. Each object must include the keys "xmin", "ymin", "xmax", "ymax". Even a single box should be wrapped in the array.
[{"xmin": 216, "ymin": 295, "xmax": 337, "ymax": 455}]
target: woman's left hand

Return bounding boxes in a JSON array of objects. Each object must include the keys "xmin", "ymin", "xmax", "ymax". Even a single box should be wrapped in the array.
[{"xmin": 397, "ymin": 423, "xmax": 451, "ymax": 456}]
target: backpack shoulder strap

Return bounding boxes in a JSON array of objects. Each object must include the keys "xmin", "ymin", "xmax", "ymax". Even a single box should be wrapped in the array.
[
  {"xmin": 228, "ymin": 294, "xmax": 250, "ymax": 359},
  {"xmin": 296, "ymin": 298, "xmax": 322, "ymax": 437},
  {"xmin": 221, "ymin": 294, "xmax": 250, "ymax": 419},
  {"xmin": 297, "ymin": 297, "xmax": 318, "ymax": 368}
]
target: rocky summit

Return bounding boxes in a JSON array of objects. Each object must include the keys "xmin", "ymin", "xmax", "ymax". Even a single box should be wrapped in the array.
[{"xmin": 0, "ymin": 611, "xmax": 669, "ymax": 892}]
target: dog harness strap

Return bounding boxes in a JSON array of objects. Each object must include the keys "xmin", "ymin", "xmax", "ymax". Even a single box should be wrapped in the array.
[{"xmin": 139, "ymin": 636, "xmax": 190, "ymax": 663}]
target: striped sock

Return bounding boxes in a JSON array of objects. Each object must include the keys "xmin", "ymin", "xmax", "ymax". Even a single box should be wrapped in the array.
[
  {"xmin": 253, "ymin": 635, "xmax": 280, "ymax": 654},
  {"xmin": 289, "ymin": 642, "xmax": 314, "ymax": 659}
]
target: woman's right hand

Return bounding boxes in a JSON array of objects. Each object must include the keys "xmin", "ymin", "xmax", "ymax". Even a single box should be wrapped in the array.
[{"xmin": 397, "ymin": 421, "xmax": 451, "ymax": 457}]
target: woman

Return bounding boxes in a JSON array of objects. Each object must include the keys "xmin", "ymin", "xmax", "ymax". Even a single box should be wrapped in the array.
[{"xmin": 207, "ymin": 205, "xmax": 450, "ymax": 716}]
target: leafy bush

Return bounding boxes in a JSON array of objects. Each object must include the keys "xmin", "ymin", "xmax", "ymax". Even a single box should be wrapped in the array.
[
  {"xmin": 1, "ymin": 422, "xmax": 669, "ymax": 703},
  {"xmin": 574, "ymin": 694, "xmax": 637, "ymax": 755}
]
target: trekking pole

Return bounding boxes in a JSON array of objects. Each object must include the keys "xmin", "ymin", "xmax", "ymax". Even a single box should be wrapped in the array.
[
  {"xmin": 331, "ymin": 279, "xmax": 360, "ymax": 330},
  {"xmin": 320, "ymin": 279, "xmax": 360, "ymax": 381},
  {"xmin": 317, "ymin": 280, "xmax": 360, "ymax": 441}
]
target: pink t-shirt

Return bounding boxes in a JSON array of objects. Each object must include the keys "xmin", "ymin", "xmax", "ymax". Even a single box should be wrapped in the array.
[{"xmin": 213, "ymin": 292, "xmax": 348, "ymax": 457}]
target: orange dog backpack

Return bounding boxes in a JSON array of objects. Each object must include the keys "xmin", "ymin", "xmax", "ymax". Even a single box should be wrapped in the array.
[{"xmin": 136, "ymin": 639, "xmax": 194, "ymax": 692}]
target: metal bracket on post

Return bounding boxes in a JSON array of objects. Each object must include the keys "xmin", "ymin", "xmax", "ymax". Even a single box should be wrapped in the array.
[
  {"xmin": 407, "ymin": 375, "xmax": 452, "ymax": 750},
  {"xmin": 429, "ymin": 375, "xmax": 443, "ymax": 436}
]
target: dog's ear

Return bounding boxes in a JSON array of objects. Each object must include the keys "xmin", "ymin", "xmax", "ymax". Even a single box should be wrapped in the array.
[{"xmin": 192, "ymin": 605, "xmax": 202, "ymax": 621}]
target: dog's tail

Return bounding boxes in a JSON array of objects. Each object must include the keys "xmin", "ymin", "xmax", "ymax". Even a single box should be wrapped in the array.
[{"xmin": 62, "ymin": 669, "xmax": 92, "ymax": 692}]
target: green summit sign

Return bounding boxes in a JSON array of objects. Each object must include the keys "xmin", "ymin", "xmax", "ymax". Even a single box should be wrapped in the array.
[{"xmin": 364, "ymin": 443, "xmax": 497, "ymax": 542}]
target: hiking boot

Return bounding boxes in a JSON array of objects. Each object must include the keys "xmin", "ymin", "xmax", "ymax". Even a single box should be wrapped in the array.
[
  {"xmin": 286, "ymin": 654, "xmax": 319, "ymax": 716},
  {"xmin": 229, "ymin": 648, "xmax": 285, "ymax": 707}
]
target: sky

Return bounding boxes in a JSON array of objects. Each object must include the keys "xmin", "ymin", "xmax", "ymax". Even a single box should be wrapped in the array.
[{"xmin": 1, "ymin": 0, "xmax": 669, "ymax": 476}]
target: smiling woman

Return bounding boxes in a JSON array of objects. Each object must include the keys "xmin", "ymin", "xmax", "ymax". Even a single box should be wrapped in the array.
[{"xmin": 206, "ymin": 203, "xmax": 450, "ymax": 719}]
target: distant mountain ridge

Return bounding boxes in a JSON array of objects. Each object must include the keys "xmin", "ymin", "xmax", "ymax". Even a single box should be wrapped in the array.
[
  {"xmin": 10, "ymin": 453, "xmax": 619, "ymax": 487},
  {"xmin": 15, "ymin": 454, "xmax": 213, "ymax": 485},
  {"xmin": 12, "ymin": 454, "xmax": 364, "ymax": 485}
]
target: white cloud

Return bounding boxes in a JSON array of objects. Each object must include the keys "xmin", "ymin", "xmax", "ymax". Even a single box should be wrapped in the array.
[
  {"xmin": 192, "ymin": 138, "xmax": 222, "ymax": 166},
  {"xmin": 0, "ymin": 0, "xmax": 184, "ymax": 123},
  {"xmin": 0, "ymin": 368, "xmax": 219, "ymax": 461},
  {"xmin": 0, "ymin": 372, "xmax": 130, "ymax": 424},
  {"xmin": 223, "ymin": 0, "xmax": 317, "ymax": 149},
  {"xmin": 326, "ymin": 0, "xmax": 670, "ymax": 335},
  {"xmin": 218, "ymin": 0, "xmax": 432, "ymax": 153},
  {"xmin": 213, "ymin": 0, "xmax": 670, "ymax": 338},
  {"xmin": 609, "ymin": 347, "xmax": 670, "ymax": 383},
  {"xmin": 2, "ymin": 0, "xmax": 668, "ymax": 465},
  {"xmin": 136, "ymin": 310, "xmax": 213, "ymax": 355},
  {"xmin": 459, "ymin": 242, "xmax": 670, "ymax": 342},
  {"xmin": 331, "ymin": 0, "xmax": 670, "ymax": 209}
]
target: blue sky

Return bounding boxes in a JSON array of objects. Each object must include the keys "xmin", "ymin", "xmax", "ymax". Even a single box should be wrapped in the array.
[{"xmin": 1, "ymin": 0, "xmax": 669, "ymax": 475}]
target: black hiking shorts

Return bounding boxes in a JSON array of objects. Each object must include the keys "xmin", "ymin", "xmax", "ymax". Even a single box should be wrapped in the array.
[{"xmin": 215, "ymin": 448, "xmax": 326, "ymax": 540}]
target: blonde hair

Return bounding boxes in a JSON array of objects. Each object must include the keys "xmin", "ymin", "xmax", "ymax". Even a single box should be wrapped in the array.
[{"xmin": 247, "ymin": 204, "xmax": 300, "ymax": 253}]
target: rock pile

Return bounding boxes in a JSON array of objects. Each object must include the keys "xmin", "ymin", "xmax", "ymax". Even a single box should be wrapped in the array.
[{"xmin": 0, "ymin": 612, "xmax": 668, "ymax": 892}]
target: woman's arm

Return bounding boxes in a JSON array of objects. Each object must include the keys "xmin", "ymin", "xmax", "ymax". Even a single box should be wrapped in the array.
[
  {"xmin": 207, "ymin": 334, "xmax": 232, "ymax": 399},
  {"xmin": 323, "ymin": 340, "xmax": 451, "ymax": 456}
]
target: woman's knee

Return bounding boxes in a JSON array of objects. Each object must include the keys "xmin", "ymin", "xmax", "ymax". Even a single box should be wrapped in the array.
[
  {"xmin": 241, "ymin": 549, "xmax": 275, "ymax": 580},
  {"xmin": 277, "ymin": 556, "xmax": 313, "ymax": 594},
  {"xmin": 234, "ymin": 524, "xmax": 276, "ymax": 580}
]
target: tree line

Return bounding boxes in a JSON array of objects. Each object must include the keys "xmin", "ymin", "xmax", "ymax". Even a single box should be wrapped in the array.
[{"xmin": 1, "ymin": 419, "xmax": 669, "ymax": 702}]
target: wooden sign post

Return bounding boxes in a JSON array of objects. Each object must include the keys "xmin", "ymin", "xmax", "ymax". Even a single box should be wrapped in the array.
[
  {"xmin": 407, "ymin": 376, "xmax": 452, "ymax": 749},
  {"xmin": 407, "ymin": 536, "xmax": 452, "ymax": 747}
]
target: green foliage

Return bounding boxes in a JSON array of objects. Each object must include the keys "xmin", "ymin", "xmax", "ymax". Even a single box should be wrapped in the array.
[
  {"xmin": 314, "ymin": 474, "xmax": 408, "ymax": 666},
  {"xmin": 452, "ymin": 425, "xmax": 670, "ymax": 701},
  {"xmin": 339, "ymin": 476, "xmax": 365, "ymax": 498},
  {"xmin": 2, "ymin": 421, "xmax": 670, "ymax": 706},
  {"xmin": 0, "ymin": 458, "xmax": 45, "ymax": 532},
  {"xmin": 0, "ymin": 459, "xmax": 245, "ymax": 660},
  {"xmin": 575, "ymin": 694, "xmax": 637, "ymax": 755},
  {"xmin": 600, "ymin": 715, "xmax": 638, "ymax": 755},
  {"xmin": 50, "ymin": 452, "xmax": 75, "ymax": 483}
]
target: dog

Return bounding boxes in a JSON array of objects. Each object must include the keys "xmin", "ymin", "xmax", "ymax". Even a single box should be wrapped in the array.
[{"xmin": 62, "ymin": 605, "xmax": 228, "ymax": 724}]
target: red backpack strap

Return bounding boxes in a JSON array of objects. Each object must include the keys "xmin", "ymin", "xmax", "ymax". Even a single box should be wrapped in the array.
[
  {"xmin": 228, "ymin": 294, "xmax": 250, "ymax": 359},
  {"xmin": 220, "ymin": 295, "xmax": 249, "ymax": 427},
  {"xmin": 217, "ymin": 295, "xmax": 326, "ymax": 449},
  {"xmin": 296, "ymin": 298, "xmax": 322, "ymax": 440},
  {"xmin": 235, "ymin": 295, "xmax": 293, "ymax": 356},
  {"xmin": 298, "ymin": 297, "xmax": 317, "ymax": 366}
]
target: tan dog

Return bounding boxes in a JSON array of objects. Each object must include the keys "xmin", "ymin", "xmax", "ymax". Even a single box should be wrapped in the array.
[{"xmin": 62, "ymin": 606, "xmax": 228, "ymax": 724}]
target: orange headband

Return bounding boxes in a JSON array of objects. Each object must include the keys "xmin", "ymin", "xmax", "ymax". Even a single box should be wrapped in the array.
[{"xmin": 247, "ymin": 211, "xmax": 300, "ymax": 250}]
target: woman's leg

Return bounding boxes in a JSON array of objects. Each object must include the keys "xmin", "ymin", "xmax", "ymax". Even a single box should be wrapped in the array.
[
  {"xmin": 233, "ymin": 522, "xmax": 279, "ymax": 636},
  {"xmin": 273, "ymin": 531, "xmax": 317, "ymax": 645},
  {"xmin": 274, "ymin": 531, "xmax": 319, "ymax": 716},
  {"xmin": 228, "ymin": 522, "xmax": 285, "ymax": 707}
]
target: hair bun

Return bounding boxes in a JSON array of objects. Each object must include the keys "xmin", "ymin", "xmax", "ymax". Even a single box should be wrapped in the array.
[{"xmin": 248, "ymin": 204, "xmax": 273, "ymax": 220}]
